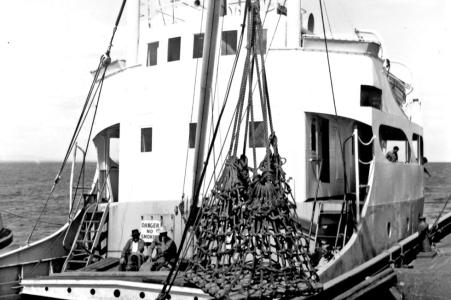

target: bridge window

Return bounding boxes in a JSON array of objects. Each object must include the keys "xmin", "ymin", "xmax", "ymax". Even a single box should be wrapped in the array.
[
  {"xmin": 379, "ymin": 125, "xmax": 411, "ymax": 163},
  {"xmin": 193, "ymin": 33, "xmax": 204, "ymax": 59},
  {"xmin": 168, "ymin": 37, "xmax": 181, "ymax": 62},
  {"xmin": 412, "ymin": 134, "xmax": 424, "ymax": 164},
  {"xmin": 141, "ymin": 127, "xmax": 153, "ymax": 152},
  {"xmin": 361, "ymin": 85, "xmax": 382, "ymax": 110},
  {"xmin": 221, "ymin": 30, "xmax": 237, "ymax": 55},
  {"xmin": 147, "ymin": 42, "xmax": 159, "ymax": 66}
]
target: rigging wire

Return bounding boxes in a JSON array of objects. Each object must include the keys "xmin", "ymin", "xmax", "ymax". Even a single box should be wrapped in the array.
[
  {"xmin": 322, "ymin": 0, "xmax": 333, "ymax": 37},
  {"xmin": 202, "ymin": 0, "xmax": 286, "ymax": 199},
  {"xmin": 0, "ymin": 209, "xmax": 64, "ymax": 226},
  {"xmin": 318, "ymin": 0, "xmax": 351, "ymax": 216},
  {"xmin": 159, "ymin": 2, "xmax": 250, "ymax": 297},
  {"xmin": 319, "ymin": 0, "xmax": 337, "ymax": 116},
  {"xmin": 181, "ymin": 0, "xmax": 207, "ymax": 203},
  {"xmin": 203, "ymin": 15, "xmax": 226, "ymax": 194},
  {"xmin": 26, "ymin": 0, "xmax": 127, "ymax": 244}
]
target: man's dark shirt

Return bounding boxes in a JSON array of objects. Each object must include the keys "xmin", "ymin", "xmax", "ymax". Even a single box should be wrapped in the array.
[{"xmin": 386, "ymin": 151, "xmax": 398, "ymax": 162}]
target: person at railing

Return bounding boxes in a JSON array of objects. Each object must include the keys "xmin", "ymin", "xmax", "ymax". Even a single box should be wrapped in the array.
[
  {"xmin": 119, "ymin": 229, "xmax": 145, "ymax": 271},
  {"xmin": 385, "ymin": 146, "xmax": 399, "ymax": 162},
  {"xmin": 148, "ymin": 227, "xmax": 177, "ymax": 271}
]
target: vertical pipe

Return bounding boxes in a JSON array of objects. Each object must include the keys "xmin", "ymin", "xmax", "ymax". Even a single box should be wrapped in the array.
[
  {"xmin": 126, "ymin": 0, "xmax": 140, "ymax": 66},
  {"xmin": 191, "ymin": 0, "xmax": 221, "ymax": 206},
  {"xmin": 353, "ymin": 127, "xmax": 360, "ymax": 223}
]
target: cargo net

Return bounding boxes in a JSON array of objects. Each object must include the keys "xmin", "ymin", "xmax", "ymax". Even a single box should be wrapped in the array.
[
  {"xmin": 185, "ymin": 137, "xmax": 321, "ymax": 299},
  {"xmin": 184, "ymin": 2, "xmax": 321, "ymax": 298}
]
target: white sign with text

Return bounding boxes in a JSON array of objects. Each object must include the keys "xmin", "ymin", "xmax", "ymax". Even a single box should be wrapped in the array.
[{"xmin": 140, "ymin": 219, "xmax": 161, "ymax": 242}]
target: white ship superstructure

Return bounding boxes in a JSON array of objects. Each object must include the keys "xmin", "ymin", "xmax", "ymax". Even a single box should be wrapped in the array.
[{"xmin": 0, "ymin": 1, "xmax": 427, "ymax": 299}]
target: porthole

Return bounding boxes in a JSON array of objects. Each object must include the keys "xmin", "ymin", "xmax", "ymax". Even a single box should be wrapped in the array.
[
  {"xmin": 140, "ymin": 291, "xmax": 146, "ymax": 298},
  {"xmin": 67, "ymin": 287, "xmax": 72, "ymax": 293},
  {"xmin": 45, "ymin": 286, "xmax": 49, "ymax": 291},
  {"xmin": 90, "ymin": 289, "xmax": 96, "ymax": 295},
  {"xmin": 387, "ymin": 222, "xmax": 392, "ymax": 238},
  {"xmin": 114, "ymin": 289, "xmax": 121, "ymax": 298}
]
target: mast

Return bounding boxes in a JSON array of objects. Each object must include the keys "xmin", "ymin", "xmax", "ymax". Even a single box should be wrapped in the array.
[{"xmin": 191, "ymin": 0, "xmax": 221, "ymax": 207}]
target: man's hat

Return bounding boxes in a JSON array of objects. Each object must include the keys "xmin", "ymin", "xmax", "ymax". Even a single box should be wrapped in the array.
[
  {"xmin": 131, "ymin": 229, "xmax": 140, "ymax": 236},
  {"xmin": 159, "ymin": 227, "xmax": 168, "ymax": 234},
  {"xmin": 419, "ymin": 216, "xmax": 426, "ymax": 220}
]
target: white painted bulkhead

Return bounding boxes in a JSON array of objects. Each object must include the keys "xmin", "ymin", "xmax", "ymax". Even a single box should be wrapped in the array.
[
  {"xmin": 0, "ymin": 2, "xmax": 428, "ymax": 299},
  {"xmin": 92, "ymin": 37, "xmax": 423, "ymax": 261}
]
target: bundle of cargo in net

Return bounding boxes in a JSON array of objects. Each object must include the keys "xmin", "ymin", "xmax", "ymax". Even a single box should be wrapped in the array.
[{"xmin": 185, "ymin": 135, "xmax": 322, "ymax": 299}]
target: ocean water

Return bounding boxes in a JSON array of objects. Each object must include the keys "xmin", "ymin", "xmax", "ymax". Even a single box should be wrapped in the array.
[
  {"xmin": 0, "ymin": 162, "xmax": 96, "ymax": 248},
  {"xmin": 0, "ymin": 162, "xmax": 450, "ymax": 250}
]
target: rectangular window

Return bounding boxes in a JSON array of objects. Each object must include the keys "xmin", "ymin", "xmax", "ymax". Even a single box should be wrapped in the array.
[
  {"xmin": 257, "ymin": 29, "xmax": 268, "ymax": 54},
  {"xmin": 360, "ymin": 85, "xmax": 382, "ymax": 110},
  {"xmin": 193, "ymin": 33, "xmax": 204, "ymax": 59},
  {"xmin": 189, "ymin": 123, "xmax": 197, "ymax": 149},
  {"xmin": 221, "ymin": 30, "xmax": 237, "ymax": 55},
  {"xmin": 379, "ymin": 125, "xmax": 411, "ymax": 163},
  {"xmin": 412, "ymin": 134, "xmax": 423, "ymax": 164},
  {"xmin": 249, "ymin": 121, "xmax": 266, "ymax": 148},
  {"xmin": 147, "ymin": 42, "xmax": 159, "ymax": 66},
  {"xmin": 141, "ymin": 127, "xmax": 153, "ymax": 152},
  {"xmin": 168, "ymin": 37, "xmax": 181, "ymax": 62},
  {"xmin": 319, "ymin": 118, "xmax": 330, "ymax": 182}
]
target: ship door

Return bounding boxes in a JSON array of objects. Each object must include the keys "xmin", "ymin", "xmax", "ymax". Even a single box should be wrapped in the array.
[
  {"xmin": 306, "ymin": 115, "xmax": 330, "ymax": 199},
  {"xmin": 93, "ymin": 124, "xmax": 120, "ymax": 202}
]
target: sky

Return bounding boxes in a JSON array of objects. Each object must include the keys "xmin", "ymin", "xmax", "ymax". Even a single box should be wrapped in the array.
[{"xmin": 0, "ymin": 0, "xmax": 450, "ymax": 162}]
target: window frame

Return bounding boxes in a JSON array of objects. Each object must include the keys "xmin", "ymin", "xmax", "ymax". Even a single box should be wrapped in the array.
[
  {"xmin": 147, "ymin": 42, "xmax": 159, "ymax": 67},
  {"xmin": 221, "ymin": 30, "xmax": 238, "ymax": 56},
  {"xmin": 193, "ymin": 33, "xmax": 204, "ymax": 59},
  {"xmin": 168, "ymin": 36, "xmax": 181, "ymax": 62}
]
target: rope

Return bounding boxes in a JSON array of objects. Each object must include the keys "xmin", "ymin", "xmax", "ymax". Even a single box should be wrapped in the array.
[
  {"xmin": 181, "ymin": 0, "xmax": 207, "ymax": 201},
  {"xmin": 322, "ymin": 0, "xmax": 333, "ymax": 38},
  {"xmin": 159, "ymin": 3, "xmax": 251, "ymax": 298},
  {"xmin": 0, "ymin": 209, "xmax": 64, "ymax": 226},
  {"xmin": 358, "ymin": 135, "xmax": 376, "ymax": 146},
  {"xmin": 319, "ymin": 0, "xmax": 338, "ymax": 116},
  {"xmin": 432, "ymin": 195, "xmax": 451, "ymax": 229},
  {"xmin": 183, "ymin": 3, "xmax": 320, "ymax": 298},
  {"xmin": 358, "ymin": 158, "xmax": 374, "ymax": 165},
  {"xmin": 26, "ymin": 0, "xmax": 126, "ymax": 244}
]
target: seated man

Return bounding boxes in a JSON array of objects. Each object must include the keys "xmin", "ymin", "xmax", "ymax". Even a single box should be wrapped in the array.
[
  {"xmin": 119, "ymin": 229, "xmax": 145, "ymax": 271},
  {"xmin": 148, "ymin": 227, "xmax": 177, "ymax": 271}
]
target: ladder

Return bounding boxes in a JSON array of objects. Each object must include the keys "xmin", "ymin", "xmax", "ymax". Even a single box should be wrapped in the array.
[
  {"xmin": 314, "ymin": 198, "xmax": 353, "ymax": 251},
  {"xmin": 62, "ymin": 195, "xmax": 109, "ymax": 272}
]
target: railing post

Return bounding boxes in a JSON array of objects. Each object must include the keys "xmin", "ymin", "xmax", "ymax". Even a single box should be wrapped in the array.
[{"xmin": 353, "ymin": 126, "xmax": 360, "ymax": 223}]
